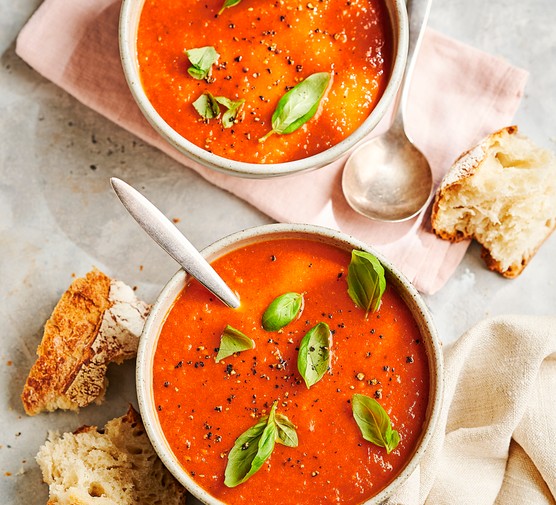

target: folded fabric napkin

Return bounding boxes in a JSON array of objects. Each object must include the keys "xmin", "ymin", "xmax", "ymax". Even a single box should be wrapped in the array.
[
  {"xmin": 16, "ymin": 0, "xmax": 529, "ymax": 293},
  {"xmin": 389, "ymin": 315, "xmax": 556, "ymax": 505}
]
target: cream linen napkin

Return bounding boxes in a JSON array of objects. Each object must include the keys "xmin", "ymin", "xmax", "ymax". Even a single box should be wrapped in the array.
[
  {"xmin": 389, "ymin": 315, "xmax": 556, "ymax": 505},
  {"xmin": 15, "ymin": 0, "xmax": 529, "ymax": 294}
]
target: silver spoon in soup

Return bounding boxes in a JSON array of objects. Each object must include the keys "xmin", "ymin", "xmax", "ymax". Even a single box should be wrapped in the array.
[{"xmin": 110, "ymin": 177, "xmax": 240, "ymax": 308}]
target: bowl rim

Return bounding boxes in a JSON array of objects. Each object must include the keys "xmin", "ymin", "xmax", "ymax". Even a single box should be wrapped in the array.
[
  {"xmin": 136, "ymin": 223, "xmax": 445, "ymax": 505},
  {"xmin": 118, "ymin": 0, "xmax": 409, "ymax": 178}
]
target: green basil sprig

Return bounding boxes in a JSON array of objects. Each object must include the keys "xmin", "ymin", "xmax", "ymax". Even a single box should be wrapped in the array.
[
  {"xmin": 351, "ymin": 394, "xmax": 400, "ymax": 454},
  {"xmin": 215, "ymin": 96, "xmax": 246, "ymax": 128},
  {"xmin": 275, "ymin": 414, "xmax": 298, "ymax": 447},
  {"xmin": 193, "ymin": 92, "xmax": 220, "ymax": 119},
  {"xmin": 346, "ymin": 250, "xmax": 386, "ymax": 316},
  {"xmin": 193, "ymin": 92, "xmax": 245, "ymax": 127},
  {"xmin": 262, "ymin": 292, "xmax": 303, "ymax": 331},
  {"xmin": 224, "ymin": 410, "xmax": 276, "ymax": 488},
  {"xmin": 218, "ymin": 0, "xmax": 242, "ymax": 15},
  {"xmin": 215, "ymin": 325, "xmax": 255, "ymax": 363},
  {"xmin": 297, "ymin": 322, "xmax": 331, "ymax": 388},
  {"xmin": 185, "ymin": 46, "xmax": 219, "ymax": 80},
  {"xmin": 224, "ymin": 402, "xmax": 297, "ymax": 487},
  {"xmin": 259, "ymin": 72, "xmax": 331, "ymax": 142}
]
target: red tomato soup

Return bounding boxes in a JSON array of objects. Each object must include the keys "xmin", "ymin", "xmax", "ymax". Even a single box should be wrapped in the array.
[
  {"xmin": 153, "ymin": 239, "xmax": 430, "ymax": 504},
  {"xmin": 137, "ymin": 0, "xmax": 392, "ymax": 163}
]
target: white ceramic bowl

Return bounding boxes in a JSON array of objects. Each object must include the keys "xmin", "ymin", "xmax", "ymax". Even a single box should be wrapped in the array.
[
  {"xmin": 119, "ymin": 0, "xmax": 408, "ymax": 178},
  {"xmin": 136, "ymin": 223, "xmax": 444, "ymax": 504}
]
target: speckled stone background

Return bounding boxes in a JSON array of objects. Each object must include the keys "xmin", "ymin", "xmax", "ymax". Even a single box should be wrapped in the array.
[{"xmin": 1, "ymin": 0, "xmax": 555, "ymax": 503}]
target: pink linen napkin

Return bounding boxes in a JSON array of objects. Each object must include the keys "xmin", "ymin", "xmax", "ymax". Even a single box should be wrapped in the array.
[{"xmin": 15, "ymin": 0, "xmax": 529, "ymax": 294}]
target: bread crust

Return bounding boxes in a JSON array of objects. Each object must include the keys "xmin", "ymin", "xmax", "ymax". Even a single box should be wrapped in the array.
[
  {"xmin": 22, "ymin": 270, "xmax": 112, "ymax": 415},
  {"xmin": 480, "ymin": 230, "xmax": 556, "ymax": 279},
  {"xmin": 431, "ymin": 125, "xmax": 556, "ymax": 277},
  {"xmin": 431, "ymin": 125, "xmax": 518, "ymax": 242},
  {"xmin": 22, "ymin": 271, "xmax": 149, "ymax": 415},
  {"xmin": 37, "ymin": 405, "xmax": 187, "ymax": 505}
]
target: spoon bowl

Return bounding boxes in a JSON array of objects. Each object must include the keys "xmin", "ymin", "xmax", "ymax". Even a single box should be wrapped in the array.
[
  {"xmin": 342, "ymin": 120, "xmax": 433, "ymax": 222},
  {"xmin": 342, "ymin": 0, "xmax": 433, "ymax": 222}
]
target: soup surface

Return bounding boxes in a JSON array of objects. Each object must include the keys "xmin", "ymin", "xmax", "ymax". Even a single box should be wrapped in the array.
[
  {"xmin": 153, "ymin": 238, "xmax": 429, "ymax": 504},
  {"xmin": 137, "ymin": 0, "xmax": 392, "ymax": 163}
]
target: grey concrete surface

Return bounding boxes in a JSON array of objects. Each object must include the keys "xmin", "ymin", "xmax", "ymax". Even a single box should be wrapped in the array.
[{"xmin": 1, "ymin": 0, "xmax": 555, "ymax": 503}]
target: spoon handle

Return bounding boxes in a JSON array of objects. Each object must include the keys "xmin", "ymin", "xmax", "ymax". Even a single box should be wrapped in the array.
[
  {"xmin": 110, "ymin": 177, "xmax": 240, "ymax": 309},
  {"xmin": 395, "ymin": 0, "xmax": 432, "ymax": 128}
]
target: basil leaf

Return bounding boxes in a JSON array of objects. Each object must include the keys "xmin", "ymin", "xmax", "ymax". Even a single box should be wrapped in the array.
[
  {"xmin": 215, "ymin": 325, "xmax": 255, "ymax": 363},
  {"xmin": 225, "ymin": 402, "xmax": 295, "ymax": 487},
  {"xmin": 275, "ymin": 414, "xmax": 298, "ymax": 447},
  {"xmin": 262, "ymin": 292, "xmax": 304, "ymax": 331},
  {"xmin": 259, "ymin": 72, "xmax": 330, "ymax": 142},
  {"xmin": 351, "ymin": 394, "xmax": 400, "ymax": 454},
  {"xmin": 224, "ymin": 415, "xmax": 276, "ymax": 487},
  {"xmin": 193, "ymin": 93, "xmax": 245, "ymax": 127},
  {"xmin": 218, "ymin": 0, "xmax": 242, "ymax": 15},
  {"xmin": 224, "ymin": 403, "xmax": 298, "ymax": 487},
  {"xmin": 215, "ymin": 96, "xmax": 245, "ymax": 128},
  {"xmin": 186, "ymin": 46, "xmax": 219, "ymax": 80},
  {"xmin": 297, "ymin": 322, "xmax": 331, "ymax": 389},
  {"xmin": 192, "ymin": 92, "xmax": 220, "ymax": 119},
  {"xmin": 347, "ymin": 250, "xmax": 386, "ymax": 316}
]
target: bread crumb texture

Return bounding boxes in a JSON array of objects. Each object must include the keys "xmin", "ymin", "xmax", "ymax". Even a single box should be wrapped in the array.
[
  {"xmin": 36, "ymin": 405, "xmax": 187, "ymax": 505},
  {"xmin": 432, "ymin": 126, "xmax": 556, "ymax": 277},
  {"xmin": 22, "ymin": 270, "xmax": 150, "ymax": 415}
]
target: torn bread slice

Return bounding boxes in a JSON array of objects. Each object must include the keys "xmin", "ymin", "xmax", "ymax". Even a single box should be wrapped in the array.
[
  {"xmin": 36, "ymin": 405, "xmax": 187, "ymax": 505},
  {"xmin": 431, "ymin": 126, "xmax": 556, "ymax": 277},
  {"xmin": 22, "ymin": 270, "xmax": 150, "ymax": 415}
]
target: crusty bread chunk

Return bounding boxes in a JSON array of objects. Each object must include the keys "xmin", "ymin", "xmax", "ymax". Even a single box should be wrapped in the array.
[
  {"xmin": 36, "ymin": 405, "xmax": 187, "ymax": 505},
  {"xmin": 431, "ymin": 126, "xmax": 556, "ymax": 277},
  {"xmin": 22, "ymin": 270, "xmax": 150, "ymax": 415}
]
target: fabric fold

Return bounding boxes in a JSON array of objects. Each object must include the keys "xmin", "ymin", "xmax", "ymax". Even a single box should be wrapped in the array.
[{"xmin": 387, "ymin": 315, "xmax": 556, "ymax": 505}]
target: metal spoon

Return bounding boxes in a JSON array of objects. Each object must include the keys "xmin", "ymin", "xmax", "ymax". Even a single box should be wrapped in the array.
[
  {"xmin": 342, "ymin": 0, "xmax": 433, "ymax": 222},
  {"xmin": 110, "ymin": 177, "xmax": 240, "ymax": 308}
]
